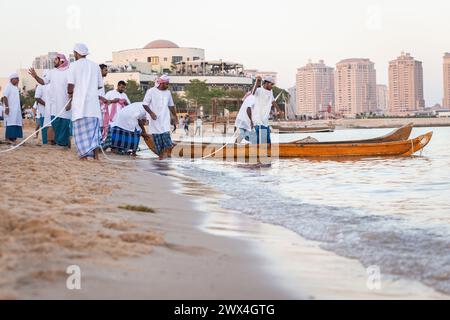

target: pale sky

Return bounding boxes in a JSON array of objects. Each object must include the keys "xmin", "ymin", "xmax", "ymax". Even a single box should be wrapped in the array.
[{"xmin": 0, "ymin": 0, "xmax": 449, "ymax": 105}]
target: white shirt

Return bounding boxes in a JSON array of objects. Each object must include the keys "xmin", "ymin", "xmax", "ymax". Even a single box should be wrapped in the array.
[
  {"xmin": 196, "ymin": 119, "xmax": 203, "ymax": 128},
  {"xmin": 252, "ymin": 88, "xmax": 275, "ymax": 127},
  {"xmin": 235, "ymin": 95, "xmax": 255, "ymax": 131},
  {"xmin": 67, "ymin": 58, "xmax": 103, "ymax": 121},
  {"xmin": 105, "ymin": 89, "xmax": 131, "ymax": 123},
  {"xmin": 2, "ymin": 83, "xmax": 22, "ymax": 127},
  {"xmin": 112, "ymin": 102, "xmax": 147, "ymax": 132},
  {"xmin": 34, "ymin": 85, "xmax": 47, "ymax": 119},
  {"xmin": 44, "ymin": 68, "xmax": 72, "ymax": 120},
  {"xmin": 143, "ymin": 87, "xmax": 174, "ymax": 134}
]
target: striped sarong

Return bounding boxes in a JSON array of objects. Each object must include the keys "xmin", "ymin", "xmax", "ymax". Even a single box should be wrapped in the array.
[
  {"xmin": 111, "ymin": 126, "xmax": 141, "ymax": 153},
  {"xmin": 152, "ymin": 132, "xmax": 173, "ymax": 156},
  {"xmin": 73, "ymin": 117, "xmax": 101, "ymax": 158}
]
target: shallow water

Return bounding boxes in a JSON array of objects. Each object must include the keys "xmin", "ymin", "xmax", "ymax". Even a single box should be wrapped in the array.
[{"xmin": 156, "ymin": 127, "xmax": 450, "ymax": 295}]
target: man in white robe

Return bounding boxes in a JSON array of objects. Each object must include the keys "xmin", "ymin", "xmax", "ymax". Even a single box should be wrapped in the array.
[{"xmin": 1, "ymin": 73, "xmax": 23, "ymax": 142}]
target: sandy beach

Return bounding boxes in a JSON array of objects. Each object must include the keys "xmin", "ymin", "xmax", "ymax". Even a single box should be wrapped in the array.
[{"xmin": 1, "ymin": 127, "xmax": 449, "ymax": 300}]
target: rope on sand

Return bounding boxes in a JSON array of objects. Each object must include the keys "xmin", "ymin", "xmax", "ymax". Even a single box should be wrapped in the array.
[{"xmin": 0, "ymin": 99, "xmax": 72, "ymax": 155}]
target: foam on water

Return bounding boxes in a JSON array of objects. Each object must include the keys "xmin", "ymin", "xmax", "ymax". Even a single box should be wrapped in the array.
[{"xmin": 166, "ymin": 127, "xmax": 450, "ymax": 295}]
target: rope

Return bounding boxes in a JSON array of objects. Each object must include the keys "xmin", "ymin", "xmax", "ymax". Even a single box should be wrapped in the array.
[
  {"xmin": 0, "ymin": 99, "xmax": 72, "ymax": 154},
  {"xmin": 201, "ymin": 131, "xmax": 240, "ymax": 160}
]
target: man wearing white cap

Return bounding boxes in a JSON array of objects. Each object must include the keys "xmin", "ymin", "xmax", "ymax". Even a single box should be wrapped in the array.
[
  {"xmin": 250, "ymin": 76, "xmax": 282, "ymax": 144},
  {"xmin": 143, "ymin": 74, "xmax": 178, "ymax": 160},
  {"xmin": 1, "ymin": 73, "xmax": 23, "ymax": 142},
  {"xmin": 67, "ymin": 43, "xmax": 104, "ymax": 160}
]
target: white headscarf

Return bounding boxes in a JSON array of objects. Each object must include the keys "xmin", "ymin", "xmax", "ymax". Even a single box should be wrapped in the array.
[
  {"xmin": 9, "ymin": 73, "xmax": 19, "ymax": 80},
  {"xmin": 74, "ymin": 43, "xmax": 90, "ymax": 56}
]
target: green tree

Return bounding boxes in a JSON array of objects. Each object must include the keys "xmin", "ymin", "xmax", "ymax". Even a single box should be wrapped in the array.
[
  {"xmin": 125, "ymin": 80, "xmax": 146, "ymax": 103},
  {"xmin": 185, "ymin": 80, "xmax": 211, "ymax": 107},
  {"xmin": 20, "ymin": 90, "xmax": 36, "ymax": 109}
]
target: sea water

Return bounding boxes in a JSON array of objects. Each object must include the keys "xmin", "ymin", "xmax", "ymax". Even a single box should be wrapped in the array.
[{"xmin": 166, "ymin": 127, "xmax": 450, "ymax": 295}]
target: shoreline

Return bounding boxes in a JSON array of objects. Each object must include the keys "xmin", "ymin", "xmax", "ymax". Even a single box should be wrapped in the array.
[{"xmin": 1, "ymin": 129, "xmax": 448, "ymax": 300}]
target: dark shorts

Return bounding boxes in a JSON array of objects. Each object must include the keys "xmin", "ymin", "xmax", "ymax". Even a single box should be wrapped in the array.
[{"xmin": 255, "ymin": 125, "xmax": 271, "ymax": 144}]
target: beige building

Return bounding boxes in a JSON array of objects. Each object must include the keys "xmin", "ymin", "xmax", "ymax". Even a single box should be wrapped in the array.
[
  {"xmin": 112, "ymin": 40, "xmax": 205, "ymax": 74},
  {"xmin": 376, "ymin": 84, "xmax": 389, "ymax": 113},
  {"xmin": 388, "ymin": 52, "xmax": 425, "ymax": 115},
  {"xmin": 296, "ymin": 60, "xmax": 334, "ymax": 116},
  {"xmin": 335, "ymin": 58, "xmax": 377, "ymax": 117},
  {"xmin": 244, "ymin": 70, "xmax": 278, "ymax": 85},
  {"xmin": 444, "ymin": 53, "xmax": 450, "ymax": 108}
]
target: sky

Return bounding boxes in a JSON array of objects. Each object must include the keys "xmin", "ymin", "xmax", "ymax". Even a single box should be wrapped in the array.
[{"xmin": 0, "ymin": 0, "xmax": 449, "ymax": 105}]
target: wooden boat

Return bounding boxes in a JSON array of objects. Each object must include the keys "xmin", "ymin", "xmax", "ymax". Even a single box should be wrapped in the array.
[
  {"xmin": 272, "ymin": 125, "xmax": 336, "ymax": 134},
  {"xmin": 169, "ymin": 132, "xmax": 433, "ymax": 160},
  {"xmin": 292, "ymin": 123, "xmax": 413, "ymax": 145}
]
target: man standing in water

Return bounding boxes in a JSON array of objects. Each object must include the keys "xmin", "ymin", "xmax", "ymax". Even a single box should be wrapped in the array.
[
  {"xmin": 143, "ymin": 74, "xmax": 178, "ymax": 160},
  {"xmin": 250, "ymin": 76, "xmax": 282, "ymax": 144},
  {"xmin": 67, "ymin": 43, "xmax": 104, "ymax": 161}
]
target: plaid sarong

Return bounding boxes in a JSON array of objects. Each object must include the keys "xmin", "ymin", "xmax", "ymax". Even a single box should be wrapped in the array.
[
  {"xmin": 73, "ymin": 117, "xmax": 101, "ymax": 158},
  {"xmin": 152, "ymin": 132, "xmax": 173, "ymax": 156},
  {"xmin": 102, "ymin": 125, "xmax": 113, "ymax": 150},
  {"xmin": 111, "ymin": 126, "xmax": 141, "ymax": 153}
]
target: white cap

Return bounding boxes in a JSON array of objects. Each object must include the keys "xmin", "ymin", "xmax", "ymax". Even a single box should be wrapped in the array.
[
  {"xmin": 74, "ymin": 43, "xmax": 90, "ymax": 56},
  {"xmin": 9, "ymin": 73, "xmax": 19, "ymax": 80},
  {"xmin": 263, "ymin": 76, "xmax": 275, "ymax": 84}
]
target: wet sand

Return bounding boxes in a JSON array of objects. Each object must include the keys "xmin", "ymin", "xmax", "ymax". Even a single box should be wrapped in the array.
[{"xmin": 0, "ymin": 130, "xmax": 294, "ymax": 299}]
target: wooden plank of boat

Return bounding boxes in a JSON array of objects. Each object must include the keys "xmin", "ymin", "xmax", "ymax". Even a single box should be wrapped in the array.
[
  {"xmin": 171, "ymin": 132, "xmax": 433, "ymax": 160},
  {"xmin": 273, "ymin": 125, "xmax": 336, "ymax": 134},
  {"xmin": 292, "ymin": 123, "xmax": 413, "ymax": 144}
]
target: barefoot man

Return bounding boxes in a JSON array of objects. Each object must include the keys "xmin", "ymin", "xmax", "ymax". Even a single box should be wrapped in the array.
[
  {"xmin": 1, "ymin": 73, "xmax": 23, "ymax": 143},
  {"xmin": 67, "ymin": 43, "xmax": 104, "ymax": 160},
  {"xmin": 143, "ymin": 74, "xmax": 177, "ymax": 160},
  {"xmin": 29, "ymin": 54, "xmax": 72, "ymax": 148}
]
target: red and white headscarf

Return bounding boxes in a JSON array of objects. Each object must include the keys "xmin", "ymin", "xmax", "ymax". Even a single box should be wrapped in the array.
[
  {"xmin": 155, "ymin": 74, "xmax": 170, "ymax": 88},
  {"xmin": 57, "ymin": 53, "xmax": 70, "ymax": 71}
]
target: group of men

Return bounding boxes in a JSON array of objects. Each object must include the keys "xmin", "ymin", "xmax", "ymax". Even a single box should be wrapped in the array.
[
  {"xmin": 2, "ymin": 45, "xmax": 280, "ymax": 161},
  {"xmin": 1, "ymin": 43, "xmax": 178, "ymax": 160},
  {"xmin": 235, "ymin": 76, "xmax": 282, "ymax": 144}
]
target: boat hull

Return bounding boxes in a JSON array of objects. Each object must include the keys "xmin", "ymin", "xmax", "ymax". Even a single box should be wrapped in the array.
[{"xmin": 170, "ymin": 132, "xmax": 433, "ymax": 160}]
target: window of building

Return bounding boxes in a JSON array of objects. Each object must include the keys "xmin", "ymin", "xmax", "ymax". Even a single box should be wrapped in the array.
[
  {"xmin": 148, "ymin": 56, "xmax": 160, "ymax": 64},
  {"xmin": 172, "ymin": 56, "xmax": 183, "ymax": 64}
]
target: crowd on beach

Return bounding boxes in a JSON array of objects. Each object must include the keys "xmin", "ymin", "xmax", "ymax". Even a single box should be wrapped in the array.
[{"xmin": 1, "ymin": 43, "xmax": 282, "ymax": 161}]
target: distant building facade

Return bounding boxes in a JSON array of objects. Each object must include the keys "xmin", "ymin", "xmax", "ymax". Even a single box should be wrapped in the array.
[
  {"xmin": 287, "ymin": 86, "xmax": 297, "ymax": 119},
  {"xmin": 296, "ymin": 60, "xmax": 334, "ymax": 117},
  {"xmin": 112, "ymin": 40, "xmax": 205, "ymax": 74},
  {"xmin": 443, "ymin": 53, "xmax": 450, "ymax": 109},
  {"xmin": 388, "ymin": 52, "xmax": 425, "ymax": 115},
  {"xmin": 244, "ymin": 70, "xmax": 278, "ymax": 85},
  {"xmin": 376, "ymin": 84, "xmax": 389, "ymax": 113},
  {"xmin": 335, "ymin": 58, "xmax": 377, "ymax": 117}
]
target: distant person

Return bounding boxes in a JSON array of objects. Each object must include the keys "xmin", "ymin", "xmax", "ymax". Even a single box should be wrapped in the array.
[
  {"xmin": 250, "ymin": 76, "xmax": 282, "ymax": 144},
  {"xmin": 29, "ymin": 53, "xmax": 72, "ymax": 148},
  {"xmin": 0, "ymin": 101, "xmax": 4, "ymax": 121},
  {"xmin": 98, "ymin": 64, "xmax": 109, "ymax": 138},
  {"xmin": 178, "ymin": 116, "xmax": 185, "ymax": 132},
  {"xmin": 66, "ymin": 43, "xmax": 104, "ymax": 161},
  {"xmin": 195, "ymin": 116, "xmax": 203, "ymax": 137},
  {"xmin": 34, "ymin": 84, "xmax": 50, "ymax": 144},
  {"xmin": 143, "ymin": 74, "xmax": 178, "ymax": 160},
  {"xmin": 235, "ymin": 92, "xmax": 255, "ymax": 143},
  {"xmin": 184, "ymin": 115, "xmax": 190, "ymax": 136},
  {"xmin": 1, "ymin": 73, "xmax": 23, "ymax": 142},
  {"xmin": 110, "ymin": 102, "xmax": 153, "ymax": 156}
]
